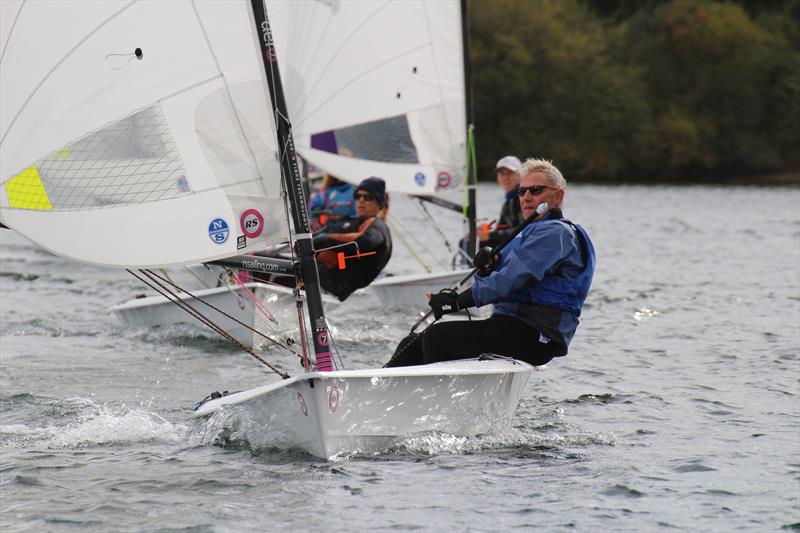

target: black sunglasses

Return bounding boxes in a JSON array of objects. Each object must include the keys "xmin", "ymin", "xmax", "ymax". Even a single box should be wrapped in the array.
[
  {"xmin": 517, "ymin": 184, "xmax": 557, "ymax": 197},
  {"xmin": 355, "ymin": 192, "xmax": 376, "ymax": 201}
]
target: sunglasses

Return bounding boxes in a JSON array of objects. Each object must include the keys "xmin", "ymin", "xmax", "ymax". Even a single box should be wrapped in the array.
[
  {"xmin": 355, "ymin": 192, "xmax": 376, "ymax": 202},
  {"xmin": 517, "ymin": 184, "xmax": 558, "ymax": 197}
]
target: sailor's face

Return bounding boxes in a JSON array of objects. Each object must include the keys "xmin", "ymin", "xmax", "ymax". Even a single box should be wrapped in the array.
[
  {"xmin": 518, "ymin": 172, "xmax": 563, "ymax": 218},
  {"xmin": 355, "ymin": 191, "xmax": 380, "ymax": 217},
  {"xmin": 496, "ymin": 167, "xmax": 519, "ymax": 193}
]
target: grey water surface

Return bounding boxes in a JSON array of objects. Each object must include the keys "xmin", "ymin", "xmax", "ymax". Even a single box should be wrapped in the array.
[{"xmin": 1, "ymin": 184, "xmax": 799, "ymax": 532}]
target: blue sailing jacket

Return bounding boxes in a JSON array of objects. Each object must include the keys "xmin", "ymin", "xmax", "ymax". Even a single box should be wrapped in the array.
[{"xmin": 471, "ymin": 212, "xmax": 596, "ymax": 353}]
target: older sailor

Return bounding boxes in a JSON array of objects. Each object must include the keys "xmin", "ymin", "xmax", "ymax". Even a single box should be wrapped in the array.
[{"xmin": 385, "ymin": 158, "xmax": 595, "ymax": 367}]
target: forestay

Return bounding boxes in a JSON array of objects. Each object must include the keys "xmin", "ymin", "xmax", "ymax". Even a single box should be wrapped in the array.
[
  {"xmin": 0, "ymin": 0, "xmax": 288, "ymax": 268},
  {"xmin": 267, "ymin": 0, "xmax": 467, "ymax": 197}
]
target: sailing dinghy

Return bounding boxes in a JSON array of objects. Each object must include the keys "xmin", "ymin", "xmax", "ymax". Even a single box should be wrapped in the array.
[{"xmin": 0, "ymin": 0, "xmax": 532, "ymax": 459}]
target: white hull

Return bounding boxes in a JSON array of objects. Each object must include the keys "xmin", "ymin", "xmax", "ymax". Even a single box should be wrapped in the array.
[
  {"xmin": 110, "ymin": 282, "xmax": 326, "ymax": 349},
  {"xmin": 194, "ymin": 358, "xmax": 532, "ymax": 459},
  {"xmin": 369, "ymin": 269, "xmax": 472, "ymax": 309}
]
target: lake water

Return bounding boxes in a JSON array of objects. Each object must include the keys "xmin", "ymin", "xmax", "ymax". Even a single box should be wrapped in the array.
[{"xmin": 1, "ymin": 184, "xmax": 799, "ymax": 531}]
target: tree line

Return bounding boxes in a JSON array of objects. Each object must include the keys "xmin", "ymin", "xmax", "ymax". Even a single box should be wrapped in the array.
[{"xmin": 469, "ymin": 0, "xmax": 799, "ymax": 182}]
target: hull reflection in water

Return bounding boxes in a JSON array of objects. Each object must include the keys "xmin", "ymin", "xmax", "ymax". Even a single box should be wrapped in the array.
[{"xmin": 194, "ymin": 358, "xmax": 532, "ymax": 459}]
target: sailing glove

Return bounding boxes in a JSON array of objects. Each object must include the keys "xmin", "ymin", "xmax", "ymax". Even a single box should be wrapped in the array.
[
  {"xmin": 473, "ymin": 246, "xmax": 498, "ymax": 276},
  {"xmin": 428, "ymin": 289, "xmax": 475, "ymax": 320}
]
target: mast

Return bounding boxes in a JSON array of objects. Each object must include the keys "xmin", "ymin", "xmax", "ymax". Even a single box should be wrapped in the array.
[
  {"xmin": 461, "ymin": 0, "xmax": 477, "ymax": 259},
  {"xmin": 249, "ymin": 0, "xmax": 335, "ymax": 372}
]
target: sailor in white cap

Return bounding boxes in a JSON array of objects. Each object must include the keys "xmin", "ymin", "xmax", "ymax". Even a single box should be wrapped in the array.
[{"xmin": 478, "ymin": 155, "xmax": 524, "ymax": 247}]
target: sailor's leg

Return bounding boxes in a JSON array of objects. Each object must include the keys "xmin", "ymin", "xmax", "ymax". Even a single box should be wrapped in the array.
[
  {"xmin": 421, "ymin": 316, "xmax": 559, "ymax": 366},
  {"xmin": 383, "ymin": 332, "xmax": 424, "ymax": 367}
]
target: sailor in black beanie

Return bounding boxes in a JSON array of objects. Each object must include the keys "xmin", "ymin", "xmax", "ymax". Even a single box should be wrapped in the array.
[
  {"xmin": 312, "ymin": 176, "xmax": 393, "ymax": 301},
  {"xmin": 353, "ymin": 177, "xmax": 386, "ymax": 208}
]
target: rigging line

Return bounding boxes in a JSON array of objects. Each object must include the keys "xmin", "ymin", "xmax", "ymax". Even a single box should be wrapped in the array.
[
  {"xmin": 190, "ymin": 1, "xmax": 268, "ymax": 199},
  {"xmin": 145, "ymin": 268, "xmax": 297, "ymax": 355},
  {"xmin": 132, "ymin": 269, "xmax": 242, "ymax": 346},
  {"xmin": 202, "ymin": 265, "xmax": 284, "ymax": 337},
  {"xmin": 385, "ymin": 215, "xmax": 433, "ymax": 273},
  {"xmin": 329, "ymin": 326, "xmax": 345, "ymax": 372},
  {"xmin": 128, "ymin": 269, "xmax": 291, "ymax": 378},
  {"xmin": 388, "ymin": 209, "xmax": 449, "ymax": 270},
  {"xmin": 143, "ymin": 268, "xmax": 300, "ymax": 358},
  {"xmin": 227, "ymin": 270, "xmax": 279, "ymax": 326},
  {"xmin": 0, "ymin": 0, "xmax": 139, "ymax": 147},
  {"xmin": 292, "ymin": 42, "xmax": 432, "ymax": 133},
  {"xmin": 288, "ymin": 0, "xmax": 393, "ymax": 128},
  {"xmin": 0, "ymin": 0, "xmax": 25, "ymax": 66},
  {"xmin": 416, "ymin": 199, "xmax": 456, "ymax": 254}
]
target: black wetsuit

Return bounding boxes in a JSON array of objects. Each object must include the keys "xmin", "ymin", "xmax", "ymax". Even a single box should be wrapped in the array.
[{"xmin": 313, "ymin": 215, "xmax": 392, "ymax": 301}]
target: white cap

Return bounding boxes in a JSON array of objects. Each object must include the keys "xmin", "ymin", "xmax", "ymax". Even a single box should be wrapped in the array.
[{"xmin": 495, "ymin": 155, "xmax": 521, "ymax": 173}]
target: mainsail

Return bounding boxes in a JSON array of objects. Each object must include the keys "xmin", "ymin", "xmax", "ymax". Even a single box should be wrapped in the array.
[
  {"xmin": 267, "ymin": 0, "xmax": 467, "ymax": 197},
  {"xmin": 0, "ymin": 0, "xmax": 288, "ymax": 268}
]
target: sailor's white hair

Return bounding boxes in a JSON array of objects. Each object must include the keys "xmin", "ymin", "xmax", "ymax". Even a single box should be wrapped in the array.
[{"xmin": 520, "ymin": 158, "xmax": 566, "ymax": 190}]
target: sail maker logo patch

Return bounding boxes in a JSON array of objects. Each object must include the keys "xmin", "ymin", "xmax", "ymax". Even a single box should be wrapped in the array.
[{"xmin": 208, "ymin": 218, "xmax": 229, "ymax": 244}]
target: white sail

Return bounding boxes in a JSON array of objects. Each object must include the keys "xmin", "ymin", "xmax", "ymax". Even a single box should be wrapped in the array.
[
  {"xmin": 0, "ymin": 0, "xmax": 288, "ymax": 268},
  {"xmin": 267, "ymin": 0, "xmax": 467, "ymax": 197}
]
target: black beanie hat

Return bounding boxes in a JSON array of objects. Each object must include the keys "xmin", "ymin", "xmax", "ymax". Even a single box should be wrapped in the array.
[{"xmin": 355, "ymin": 177, "xmax": 386, "ymax": 207}]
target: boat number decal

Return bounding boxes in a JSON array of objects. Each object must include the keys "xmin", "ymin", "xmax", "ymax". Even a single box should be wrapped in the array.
[
  {"xmin": 297, "ymin": 392, "xmax": 308, "ymax": 416},
  {"xmin": 437, "ymin": 171, "xmax": 452, "ymax": 189},
  {"xmin": 208, "ymin": 218, "xmax": 229, "ymax": 244},
  {"xmin": 414, "ymin": 172, "xmax": 426, "ymax": 187},
  {"xmin": 328, "ymin": 385, "xmax": 340, "ymax": 413},
  {"xmin": 237, "ymin": 235, "xmax": 246, "ymax": 250},
  {"xmin": 317, "ymin": 331, "xmax": 330, "ymax": 346},
  {"xmin": 240, "ymin": 209, "xmax": 264, "ymax": 238}
]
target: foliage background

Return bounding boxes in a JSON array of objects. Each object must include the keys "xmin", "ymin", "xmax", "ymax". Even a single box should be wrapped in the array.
[{"xmin": 468, "ymin": 0, "xmax": 800, "ymax": 182}]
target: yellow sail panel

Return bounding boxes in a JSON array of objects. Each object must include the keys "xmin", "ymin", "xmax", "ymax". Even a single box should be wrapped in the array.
[{"xmin": 5, "ymin": 165, "xmax": 53, "ymax": 211}]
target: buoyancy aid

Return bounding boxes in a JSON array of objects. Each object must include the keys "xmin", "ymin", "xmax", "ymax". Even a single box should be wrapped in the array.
[
  {"xmin": 529, "ymin": 221, "xmax": 595, "ymax": 316},
  {"xmin": 314, "ymin": 216, "xmax": 393, "ymax": 301}
]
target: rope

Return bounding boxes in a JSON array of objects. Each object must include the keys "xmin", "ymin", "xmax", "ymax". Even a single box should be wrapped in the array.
[
  {"xmin": 127, "ymin": 269, "xmax": 291, "ymax": 379},
  {"xmin": 385, "ymin": 215, "xmax": 433, "ymax": 272},
  {"xmin": 143, "ymin": 269, "xmax": 297, "ymax": 354},
  {"xmin": 416, "ymin": 199, "xmax": 455, "ymax": 254}
]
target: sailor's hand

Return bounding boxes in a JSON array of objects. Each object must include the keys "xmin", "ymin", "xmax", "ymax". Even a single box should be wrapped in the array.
[
  {"xmin": 428, "ymin": 289, "xmax": 460, "ymax": 320},
  {"xmin": 473, "ymin": 246, "xmax": 498, "ymax": 276}
]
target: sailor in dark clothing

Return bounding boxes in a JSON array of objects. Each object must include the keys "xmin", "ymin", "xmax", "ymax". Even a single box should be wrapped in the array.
[
  {"xmin": 385, "ymin": 158, "xmax": 595, "ymax": 368},
  {"xmin": 479, "ymin": 155, "xmax": 525, "ymax": 248},
  {"xmin": 313, "ymin": 177, "xmax": 392, "ymax": 301}
]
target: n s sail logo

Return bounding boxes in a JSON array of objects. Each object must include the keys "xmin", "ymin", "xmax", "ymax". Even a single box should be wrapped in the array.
[{"xmin": 208, "ymin": 218, "xmax": 229, "ymax": 244}]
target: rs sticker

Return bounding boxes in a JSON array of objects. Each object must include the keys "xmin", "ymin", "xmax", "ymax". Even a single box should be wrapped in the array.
[{"xmin": 240, "ymin": 209, "xmax": 264, "ymax": 238}]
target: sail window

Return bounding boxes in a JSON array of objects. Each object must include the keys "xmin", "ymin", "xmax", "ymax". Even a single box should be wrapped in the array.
[
  {"xmin": 15, "ymin": 106, "xmax": 190, "ymax": 211},
  {"xmin": 310, "ymin": 114, "xmax": 418, "ymax": 164}
]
